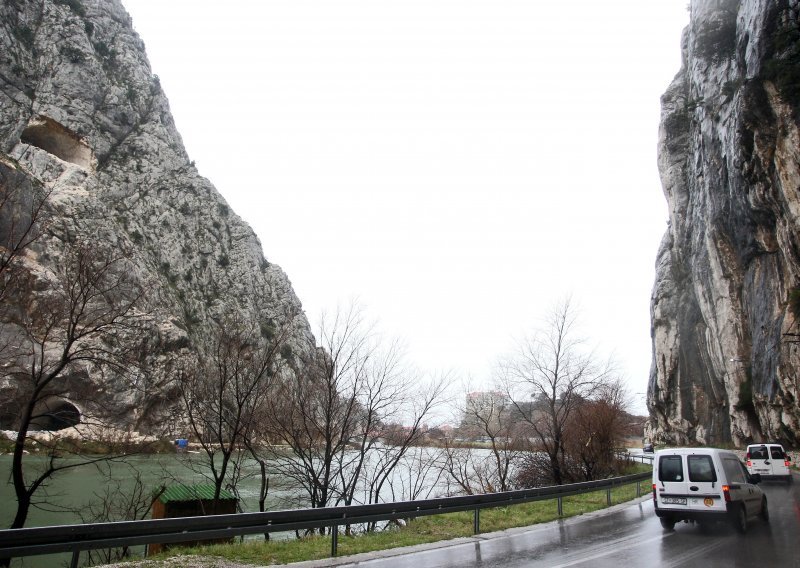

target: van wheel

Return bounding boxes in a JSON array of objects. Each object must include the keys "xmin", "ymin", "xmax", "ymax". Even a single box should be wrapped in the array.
[
  {"xmin": 732, "ymin": 505, "xmax": 748, "ymax": 534},
  {"xmin": 759, "ymin": 497, "xmax": 769, "ymax": 523},
  {"xmin": 660, "ymin": 517, "xmax": 676, "ymax": 531}
]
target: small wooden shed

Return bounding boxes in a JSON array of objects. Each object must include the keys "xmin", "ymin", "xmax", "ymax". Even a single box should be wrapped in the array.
[{"xmin": 147, "ymin": 484, "xmax": 238, "ymax": 555}]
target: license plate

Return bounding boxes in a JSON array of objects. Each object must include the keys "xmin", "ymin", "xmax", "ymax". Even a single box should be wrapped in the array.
[{"xmin": 662, "ymin": 497, "xmax": 687, "ymax": 505}]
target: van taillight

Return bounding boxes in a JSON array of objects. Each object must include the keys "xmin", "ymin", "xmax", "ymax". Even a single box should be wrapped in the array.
[
  {"xmin": 652, "ymin": 483, "xmax": 657, "ymax": 502},
  {"xmin": 785, "ymin": 459, "xmax": 791, "ymax": 467},
  {"xmin": 746, "ymin": 460, "xmax": 752, "ymax": 467},
  {"xmin": 722, "ymin": 485, "xmax": 731, "ymax": 502},
  {"xmin": 746, "ymin": 452, "xmax": 750, "ymax": 460}
]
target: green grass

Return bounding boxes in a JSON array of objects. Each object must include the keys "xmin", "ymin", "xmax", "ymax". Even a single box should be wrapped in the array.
[{"xmin": 144, "ymin": 479, "xmax": 648, "ymax": 566}]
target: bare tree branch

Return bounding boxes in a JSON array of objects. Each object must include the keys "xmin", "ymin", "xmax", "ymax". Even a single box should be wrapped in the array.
[
  {"xmin": 3, "ymin": 241, "xmax": 149, "ymax": 530},
  {"xmin": 496, "ymin": 298, "xmax": 621, "ymax": 485}
]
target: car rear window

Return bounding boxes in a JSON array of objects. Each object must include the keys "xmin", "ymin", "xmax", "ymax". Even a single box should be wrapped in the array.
[
  {"xmin": 659, "ymin": 455, "xmax": 684, "ymax": 482},
  {"xmin": 688, "ymin": 455, "xmax": 717, "ymax": 482},
  {"xmin": 722, "ymin": 457, "xmax": 746, "ymax": 484},
  {"xmin": 770, "ymin": 446, "xmax": 785, "ymax": 459},
  {"xmin": 749, "ymin": 445, "xmax": 768, "ymax": 459}
]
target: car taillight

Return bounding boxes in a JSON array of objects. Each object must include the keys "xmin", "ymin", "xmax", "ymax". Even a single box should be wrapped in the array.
[{"xmin": 722, "ymin": 485, "xmax": 731, "ymax": 502}]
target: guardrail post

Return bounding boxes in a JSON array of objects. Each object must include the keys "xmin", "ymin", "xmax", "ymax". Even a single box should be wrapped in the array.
[
  {"xmin": 557, "ymin": 496, "xmax": 563, "ymax": 517},
  {"xmin": 473, "ymin": 508, "xmax": 480, "ymax": 534},
  {"xmin": 636, "ymin": 480, "xmax": 641, "ymax": 498},
  {"xmin": 331, "ymin": 525, "xmax": 338, "ymax": 557},
  {"xmin": 606, "ymin": 487, "xmax": 612, "ymax": 507},
  {"xmin": 70, "ymin": 548, "xmax": 80, "ymax": 568}
]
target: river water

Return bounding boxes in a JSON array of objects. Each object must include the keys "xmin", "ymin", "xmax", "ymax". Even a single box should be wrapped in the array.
[
  {"xmin": 0, "ymin": 446, "xmax": 477, "ymax": 566},
  {"xmin": 0, "ymin": 452, "xmax": 303, "ymax": 529},
  {"xmin": 0, "ymin": 451, "xmax": 312, "ymax": 567}
]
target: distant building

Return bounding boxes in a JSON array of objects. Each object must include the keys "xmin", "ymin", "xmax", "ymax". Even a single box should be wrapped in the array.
[{"xmin": 461, "ymin": 391, "xmax": 512, "ymax": 433}]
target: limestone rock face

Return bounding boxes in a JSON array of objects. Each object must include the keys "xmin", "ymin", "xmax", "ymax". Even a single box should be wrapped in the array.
[
  {"xmin": 647, "ymin": 0, "xmax": 800, "ymax": 446},
  {"xmin": 0, "ymin": 0, "xmax": 316, "ymax": 431}
]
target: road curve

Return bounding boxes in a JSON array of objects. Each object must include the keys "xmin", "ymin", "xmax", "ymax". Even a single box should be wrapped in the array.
[{"xmin": 289, "ymin": 475, "xmax": 800, "ymax": 568}]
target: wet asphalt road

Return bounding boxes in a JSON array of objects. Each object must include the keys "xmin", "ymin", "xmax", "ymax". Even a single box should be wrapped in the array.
[{"xmin": 310, "ymin": 476, "xmax": 800, "ymax": 568}]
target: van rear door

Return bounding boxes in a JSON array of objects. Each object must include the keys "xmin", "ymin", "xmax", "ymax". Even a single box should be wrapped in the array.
[
  {"xmin": 686, "ymin": 453, "xmax": 726, "ymax": 513},
  {"xmin": 769, "ymin": 445, "xmax": 790, "ymax": 477},
  {"xmin": 656, "ymin": 454, "xmax": 689, "ymax": 510},
  {"xmin": 748, "ymin": 444, "xmax": 772, "ymax": 476}
]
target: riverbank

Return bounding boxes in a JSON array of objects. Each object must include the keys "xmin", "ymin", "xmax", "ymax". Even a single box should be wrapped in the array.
[{"xmin": 0, "ymin": 428, "xmax": 175, "ymax": 455}]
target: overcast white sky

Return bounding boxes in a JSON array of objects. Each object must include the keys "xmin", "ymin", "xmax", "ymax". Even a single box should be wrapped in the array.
[{"xmin": 123, "ymin": 1, "xmax": 689, "ymax": 415}]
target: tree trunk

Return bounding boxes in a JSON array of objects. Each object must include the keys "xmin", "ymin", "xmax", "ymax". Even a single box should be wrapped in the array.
[
  {"xmin": 10, "ymin": 401, "xmax": 35, "ymax": 530},
  {"xmin": 258, "ymin": 459, "xmax": 270, "ymax": 541}
]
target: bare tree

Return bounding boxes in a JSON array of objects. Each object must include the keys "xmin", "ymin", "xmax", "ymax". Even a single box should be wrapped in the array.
[
  {"xmin": 78, "ymin": 463, "xmax": 166, "ymax": 566},
  {"xmin": 0, "ymin": 165, "xmax": 49, "ymax": 303},
  {"xmin": 357, "ymin": 372, "xmax": 448, "ymax": 512},
  {"xmin": 0, "ymin": 167, "xmax": 49, "ymax": 432},
  {"xmin": 563, "ymin": 379, "xmax": 630, "ymax": 480},
  {"xmin": 378, "ymin": 444, "xmax": 445, "ymax": 503},
  {"xmin": 446, "ymin": 389, "xmax": 520, "ymax": 493},
  {"xmin": 497, "ymin": 298, "xmax": 616, "ymax": 486},
  {"xmin": 438, "ymin": 443, "xmax": 496, "ymax": 495},
  {"xmin": 3, "ymin": 242, "xmax": 148, "ymax": 530},
  {"xmin": 266, "ymin": 303, "xmax": 446, "ymax": 532},
  {"xmin": 265, "ymin": 304, "xmax": 377, "ymax": 514},
  {"xmin": 177, "ymin": 310, "xmax": 296, "ymax": 510},
  {"xmin": 237, "ymin": 311, "xmax": 303, "ymax": 524}
]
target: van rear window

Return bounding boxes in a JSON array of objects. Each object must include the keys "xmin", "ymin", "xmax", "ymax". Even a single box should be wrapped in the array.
[
  {"xmin": 770, "ymin": 446, "xmax": 785, "ymax": 459},
  {"xmin": 722, "ymin": 457, "xmax": 746, "ymax": 484},
  {"xmin": 750, "ymin": 445, "xmax": 768, "ymax": 459},
  {"xmin": 688, "ymin": 455, "xmax": 717, "ymax": 482},
  {"xmin": 659, "ymin": 456, "xmax": 684, "ymax": 482}
]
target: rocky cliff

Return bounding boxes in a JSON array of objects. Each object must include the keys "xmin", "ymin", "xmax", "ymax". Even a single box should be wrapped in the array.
[
  {"xmin": 0, "ymin": 0, "xmax": 316, "ymax": 432},
  {"xmin": 647, "ymin": 0, "xmax": 800, "ymax": 446}
]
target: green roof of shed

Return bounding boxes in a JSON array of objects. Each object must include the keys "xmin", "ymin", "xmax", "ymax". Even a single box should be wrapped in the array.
[{"xmin": 158, "ymin": 484, "xmax": 236, "ymax": 504}]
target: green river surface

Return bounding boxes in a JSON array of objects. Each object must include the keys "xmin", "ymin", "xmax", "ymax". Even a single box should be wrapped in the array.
[{"xmin": 0, "ymin": 452, "xmax": 300, "ymax": 567}]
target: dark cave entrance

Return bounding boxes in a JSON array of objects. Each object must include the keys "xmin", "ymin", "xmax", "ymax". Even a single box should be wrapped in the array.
[{"xmin": 29, "ymin": 398, "xmax": 81, "ymax": 431}]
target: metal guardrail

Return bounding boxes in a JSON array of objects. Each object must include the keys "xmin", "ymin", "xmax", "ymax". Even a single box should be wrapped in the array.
[
  {"xmin": 0, "ymin": 469, "xmax": 652, "ymax": 567},
  {"xmin": 624, "ymin": 452, "xmax": 655, "ymax": 465}
]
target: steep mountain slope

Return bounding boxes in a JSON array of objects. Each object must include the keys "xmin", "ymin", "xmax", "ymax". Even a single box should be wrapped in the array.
[
  {"xmin": 647, "ymin": 0, "xmax": 800, "ymax": 446},
  {"xmin": 0, "ymin": 0, "xmax": 316, "ymax": 431}
]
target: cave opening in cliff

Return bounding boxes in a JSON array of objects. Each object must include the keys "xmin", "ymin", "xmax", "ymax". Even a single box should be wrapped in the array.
[
  {"xmin": 29, "ymin": 397, "xmax": 81, "ymax": 431},
  {"xmin": 20, "ymin": 116, "xmax": 93, "ymax": 169}
]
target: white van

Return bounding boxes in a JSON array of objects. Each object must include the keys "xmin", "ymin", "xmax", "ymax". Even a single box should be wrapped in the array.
[
  {"xmin": 745, "ymin": 443, "xmax": 793, "ymax": 483},
  {"xmin": 652, "ymin": 447, "xmax": 768, "ymax": 533}
]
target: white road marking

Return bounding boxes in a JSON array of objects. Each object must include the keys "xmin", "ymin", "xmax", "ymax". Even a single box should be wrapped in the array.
[{"xmin": 546, "ymin": 532, "xmax": 674, "ymax": 568}]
